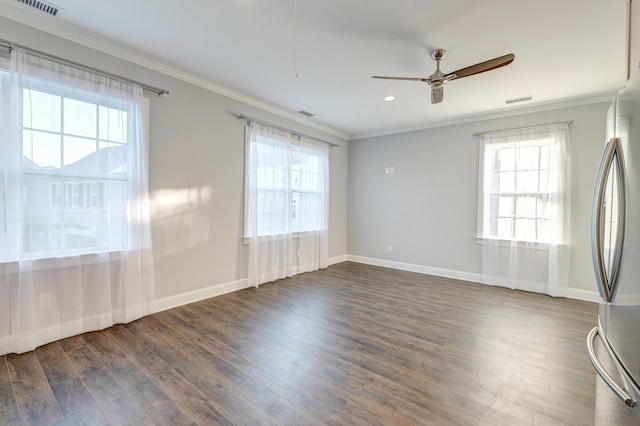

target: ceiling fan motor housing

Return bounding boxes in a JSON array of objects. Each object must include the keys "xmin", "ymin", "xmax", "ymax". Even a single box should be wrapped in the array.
[{"xmin": 372, "ymin": 49, "xmax": 514, "ymax": 104}]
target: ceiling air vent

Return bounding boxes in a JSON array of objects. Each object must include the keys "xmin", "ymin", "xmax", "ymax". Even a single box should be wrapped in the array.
[
  {"xmin": 16, "ymin": 0, "xmax": 62, "ymax": 16},
  {"xmin": 297, "ymin": 110, "xmax": 315, "ymax": 118},
  {"xmin": 505, "ymin": 95, "xmax": 533, "ymax": 105}
]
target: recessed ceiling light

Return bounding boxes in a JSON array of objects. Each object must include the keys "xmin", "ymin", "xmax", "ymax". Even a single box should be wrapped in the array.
[{"xmin": 383, "ymin": 95, "xmax": 395, "ymax": 102}]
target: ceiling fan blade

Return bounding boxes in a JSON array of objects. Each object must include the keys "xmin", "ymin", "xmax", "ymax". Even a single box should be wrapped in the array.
[
  {"xmin": 372, "ymin": 76, "xmax": 428, "ymax": 82},
  {"xmin": 431, "ymin": 86, "xmax": 444, "ymax": 104},
  {"xmin": 450, "ymin": 53, "xmax": 514, "ymax": 80}
]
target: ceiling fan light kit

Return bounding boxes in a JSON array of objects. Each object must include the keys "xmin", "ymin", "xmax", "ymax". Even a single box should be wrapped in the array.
[{"xmin": 372, "ymin": 49, "xmax": 515, "ymax": 104}]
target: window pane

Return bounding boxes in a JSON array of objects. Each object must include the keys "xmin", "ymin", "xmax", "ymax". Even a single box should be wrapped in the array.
[
  {"xmin": 297, "ymin": 171, "xmax": 319, "ymax": 191},
  {"xmin": 497, "ymin": 196, "xmax": 513, "ymax": 216},
  {"xmin": 97, "ymin": 142, "xmax": 127, "ymax": 177},
  {"xmin": 497, "ymin": 148, "xmax": 515, "ymax": 170},
  {"xmin": 23, "ymin": 89, "xmax": 61, "ymax": 132},
  {"xmin": 64, "ymin": 98, "xmax": 97, "ymax": 138},
  {"xmin": 516, "ymin": 197, "xmax": 536, "ymax": 218},
  {"xmin": 23, "ymin": 130, "xmax": 61, "ymax": 169},
  {"xmin": 538, "ymin": 170, "xmax": 549, "ymax": 191},
  {"xmin": 107, "ymin": 213, "xmax": 127, "ymax": 249},
  {"xmin": 291, "ymin": 192, "xmax": 300, "ymax": 229},
  {"xmin": 515, "ymin": 218, "xmax": 536, "ymax": 241},
  {"xmin": 23, "ymin": 174, "xmax": 56, "ymax": 213},
  {"xmin": 498, "ymin": 171, "xmax": 515, "ymax": 192},
  {"xmin": 257, "ymin": 166, "xmax": 274, "ymax": 189},
  {"xmin": 106, "ymin": 181, "xmax": 128, "ymax": 212},
  {"xmin": 539, "ymin": 145, "xmax": 551, "ymax": 169},
  {"xmin": 63, "ymin": 136, "xmax": 97, "ymax": 169},
  {"xmin": 23, "ymin": 212, "xmax": 53, "ymax": 253},
  {"xmin": 291, "ymin": 169, "xmax": 300, "ymax": 191},
  {"xmin": 517, "ymin": 146, "xmax": 539, "ymax": 170},
  {"xmin": 62, "ymin": 212, "xmax": 98, "ymax": 250},
  {"xmin": 99, "ymin": 105, "xmax": 127, "ymax": 143},
  {"xmin": 276, "ymin": 166, "xmax": 287, "ymax": 189},
  {"xmin": 537, "ymin": 219, "xmax": 550, "ymax": 242},
  {"xmin": 516, "ymin": 170, "xmax": 539, "ymax": 192},
  {"xmin": 547, "ymin": 170, "xmax": 559, "ymax": 191},
  {"xmin": 497, "ymin": 218, "xmax": 513, "ymax": 239}
]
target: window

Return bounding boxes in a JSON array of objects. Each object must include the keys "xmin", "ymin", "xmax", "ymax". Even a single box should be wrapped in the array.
[
  {"xmin": 244, "ymin": 121, "xmax": 330, "ymax": 287},
  {"xmin": 477, "ymin": 124, "xmax": 569, "ymax": 245},
  {"xmin": 21, "ymin": 87, "xmax": 131, "ymax": 256},
  {"xmin": 0, "ymin": 64, "xmax": 144, "ymax": 261},
  {"xmin": 244, "ymin": 122, "xmax": 328, "ymax": 238}
]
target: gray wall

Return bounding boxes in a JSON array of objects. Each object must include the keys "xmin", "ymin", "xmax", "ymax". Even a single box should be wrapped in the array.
[
  {"xmin": 0, "ymin": 16, "xmax": 349, "ymax": 302},
  {"xmin": 2, "ymin": 14, "xmax": 609, "ymax": 303},
  {"xmin": 349, "ymin": 102, "xmax": 609, "ymax": 296}
]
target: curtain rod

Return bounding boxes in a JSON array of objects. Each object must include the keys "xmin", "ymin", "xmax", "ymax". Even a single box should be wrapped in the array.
[
  {"xmin": 236, "ymin": 114, "xmax": 340, "ymax": 147},
  {"xmin": 473, "ymin": 120, "xmax": 574, "ymax": 137},
  {"xmin": 0, "ymin": 38, "xmax": 169, "ymax": 96}
]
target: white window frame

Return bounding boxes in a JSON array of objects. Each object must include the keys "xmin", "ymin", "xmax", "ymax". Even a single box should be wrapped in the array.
[
  {"xmin": 477, "ymin": 132, "xmax": 565, "ymax": 246},
  {"xmin": 244, "ymin": 125, "xmax": 327, "ymax": 239},
  {"xmin": 0, "ymin": 65, "xmax": 147, "ymax": 262}
]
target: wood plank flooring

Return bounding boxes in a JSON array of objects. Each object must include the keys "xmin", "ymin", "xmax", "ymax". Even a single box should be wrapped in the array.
[{"xmin": 0, "ymin": 262, "xmax": 598, "ymax": 425}]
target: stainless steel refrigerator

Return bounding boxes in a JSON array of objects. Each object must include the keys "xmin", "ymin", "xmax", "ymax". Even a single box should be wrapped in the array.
[{"xmin": 587, "ymin": 66, "xmax": 640, "ymax": 424}]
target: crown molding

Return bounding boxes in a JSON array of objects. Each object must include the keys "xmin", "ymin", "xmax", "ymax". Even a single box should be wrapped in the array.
[
  {"xmin": 0, "ymin": 0, "xmax": 351, "ymax": 141},
  {"xmin": 351, "ymin": 91, "xmax": 617, "ymax": 140}
]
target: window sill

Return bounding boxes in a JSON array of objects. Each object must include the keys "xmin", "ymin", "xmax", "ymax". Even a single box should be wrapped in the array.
[
  {"xmin": 0, "ymin": 250, "xmax": 128, "ymax": 275},
  {"xmin": 475, "ymin": 237, "xmax": 566, "ymax": 250},
  {"xmin": 243, "ymin": 230, "xmax": 323, "ymax": 245}
]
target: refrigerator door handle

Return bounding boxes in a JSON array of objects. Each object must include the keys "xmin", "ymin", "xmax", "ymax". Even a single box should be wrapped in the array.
[
  {"xmin": 587, "ymin": 327, "xmax": 637, "ymax": 408},
  {"xmin": 591, "ymin": 137, "xmax": 626, "ymax": 302}
]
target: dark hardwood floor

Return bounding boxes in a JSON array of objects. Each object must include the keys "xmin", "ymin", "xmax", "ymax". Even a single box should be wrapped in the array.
[{"xmin": 1, "ymin": 262, "xmax": 598, "ymax": 425}]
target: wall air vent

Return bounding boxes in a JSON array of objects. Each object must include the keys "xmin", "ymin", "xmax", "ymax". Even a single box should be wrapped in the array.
[
  {"xmin": 16, "ymin": 0, "xmax": 62, "ymax": 16},
  {"xmin": 504, "ymin": 95, "xmax": 533, "ymax": 105},
  {"xmin": 297, "ymin": 110, "xmax": 315, "ymax": 118}
]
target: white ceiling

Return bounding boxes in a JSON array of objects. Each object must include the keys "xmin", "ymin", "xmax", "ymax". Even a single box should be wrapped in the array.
[{"xmin": 0, "ymin": 0, "xmax": 630, "ymax": 139}]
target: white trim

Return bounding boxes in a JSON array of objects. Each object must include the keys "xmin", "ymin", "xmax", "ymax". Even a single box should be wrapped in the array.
[
  {"xmin": 151, "ymin": 256, "xmax": 348, "ymax": 311},
  {"xmin": 0, "ymin": 1, "xmax": 614, "ymax": 143},
  {"xmin": 479, "ymin": 274, "xmax": 563, "ymax": 296},
  {"xmin": 475, "ymin": 237, "xmax": 567, "ymax": 250},
  {"xmin": 346, "ymin": 255, "xmax": 600, "ymax": 302},
  {"xmin": 152, "ymin": 278, "xmax": 250, "ymax": 314},
  {"xmin": 352, "ymin": 91, "xmax": 615, "ymax": 140},
  {"xmin": 566, "ymin": 287, "xmax": 601, "ymax": 303},
  {"xmin": 346, "ymin": 255, "xmax": 482, "ymax": 283},
  {"xmin": 0, "ymin": 1, "xmax": 349, "ymax": 141},
  {"xmin": 329, "ymin": 255, "xmax": 348, "ymax": 265}
]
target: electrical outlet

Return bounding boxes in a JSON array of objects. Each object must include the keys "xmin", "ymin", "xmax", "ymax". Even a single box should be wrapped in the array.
[{"xmin": 387, "ymin": 245, "xmax": 393, "ymax": 252}]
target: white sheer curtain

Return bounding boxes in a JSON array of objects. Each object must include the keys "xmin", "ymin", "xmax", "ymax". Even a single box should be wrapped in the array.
[
  {"xmin": 477, "ymin": 123, "xmax": 570, "ymax": 297},
  {"xmin": 0, "ymin": 49, "xmax": 155, "ymax": 355},
  {"xmin": 244, "ymin": 122, "xmax": 329, "ymax": 287}
]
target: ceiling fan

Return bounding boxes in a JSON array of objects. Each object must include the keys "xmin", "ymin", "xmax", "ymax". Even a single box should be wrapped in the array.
[{"xmin": 372, "ymin": 49, "xmax": 515, "ymax": 104}]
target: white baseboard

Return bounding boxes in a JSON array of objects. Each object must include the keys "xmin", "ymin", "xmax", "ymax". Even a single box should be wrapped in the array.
[
  {"xmin": 150, "ymin": 254, "xmax": 601, "ymax": 313},
  {"xmin": 152, "ymin": 278, "xmax": 250, "ymax": 314},
  {"xmin": 329, "ymin": 255, "xmax": 348, "ymax": 265},
  {"xmin": 566, "ymin": 288, "xmax": 601, "ymax": 303},
  {"xmin": 345, "ymin": 255, "xmax": 601, "ymax": 302},
  {"xmin": 346, "ymin": 255, "xmax": 483, "ymax": 284},
  {"xmin": 152, "ymin": 255, "xmax": 349, "ymax": 313}
]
